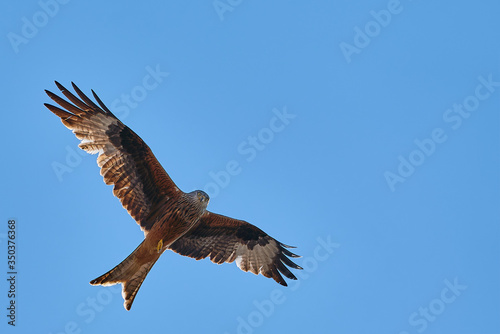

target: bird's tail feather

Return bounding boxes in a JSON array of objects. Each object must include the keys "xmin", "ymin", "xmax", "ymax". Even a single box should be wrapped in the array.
[{"xmin": 90, "ymin": 240, "xmax": 160, "ymax": 310}]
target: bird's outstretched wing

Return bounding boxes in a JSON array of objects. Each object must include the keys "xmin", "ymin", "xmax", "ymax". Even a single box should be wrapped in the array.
[
  {"xmin": 169, "ymin": 211, "xmax": 302, "ymax": 285},
  {"xmin": 44, "ymin": 81, "xmax": 180, "ymax": 233}
]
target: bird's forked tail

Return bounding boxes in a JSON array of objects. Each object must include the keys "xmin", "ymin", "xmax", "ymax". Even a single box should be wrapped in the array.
[{"xmin": 90, "ymin": 240, "xmax": 160, "ymax": 310}]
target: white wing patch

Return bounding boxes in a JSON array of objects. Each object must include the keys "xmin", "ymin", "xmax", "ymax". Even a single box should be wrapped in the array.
[
  {"xmin": 69, "ymin": 113, "xmax": 119, "ymax": 155},
  {"xmin": 232, "ymin": 240, "xmax": 279, "ymax": 276},
  {"xmin": 235, "ymin": 255, "xmax": 243, "ymax": 268}
]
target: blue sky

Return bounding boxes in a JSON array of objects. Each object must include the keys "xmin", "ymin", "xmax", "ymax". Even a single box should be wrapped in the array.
[{"xmin": 1, "ymin": 1, "xmax": 499, "ymax": 333}]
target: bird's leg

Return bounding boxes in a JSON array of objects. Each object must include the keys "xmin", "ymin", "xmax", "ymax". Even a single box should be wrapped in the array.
[{"xmin": 157, "ymin": 239, "xmax": 163, "ymax": 253}]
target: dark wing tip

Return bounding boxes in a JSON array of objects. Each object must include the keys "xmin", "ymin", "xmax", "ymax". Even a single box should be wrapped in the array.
[
  {"xmin": 281, "ymin": 254, "xmax": 303, "ymax": 271},
  {"xmin": 70, "ymin": 82, "xmax": 87, "ymax": 101},
  {"xmin": 275, "ymin": 242, "xmax": 303, "ymax": 283},
  {"xmin": 279, "ymin": 243, "xmax": 302, "ymax": 259},
  {"xmin": 278, "ymin": 280, "xmax": 288, "ymax": 287},
  {"xmin": 44, "ymin": 102, "xmax": 75, "ymax": 119},
  {"xmin": 258, "ymin": 241, "xmax": 302, "ymax": 286},
  {"xmin": 54, "ymin": 80, "xmax": 66, "ymax": 92},
  {"xmin": 91, "ymin": 89, "xmax": 113, "ymax": 114},
  {"xmin": 70, "ymin": 81, "xmax": 82, "ymax": 94},
  {"xmin": 44, "ymin": 89, "xmax": 58, "ymax": 99}
]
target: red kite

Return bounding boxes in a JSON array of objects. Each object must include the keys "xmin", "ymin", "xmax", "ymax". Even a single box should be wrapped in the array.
[{"xmin": 44, "ymin": 82, "xmax": 301, "ymax": 310}]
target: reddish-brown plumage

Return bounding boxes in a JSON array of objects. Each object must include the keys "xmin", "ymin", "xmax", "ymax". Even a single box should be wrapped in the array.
[{"xmin": 45, "ymin": 82, "xmax": 301, "ymax": 310}]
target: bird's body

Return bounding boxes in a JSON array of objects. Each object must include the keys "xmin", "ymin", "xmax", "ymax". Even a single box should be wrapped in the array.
[
  {"xmin": 44, "ymin": 82, "xmax": 301, "ymax": 310},
  {"xmin": 90, "ymin": 190, "xmax": 209, "ymax": 310}
]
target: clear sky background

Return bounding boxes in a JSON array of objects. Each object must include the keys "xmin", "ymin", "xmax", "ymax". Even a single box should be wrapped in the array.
[{"xmin": 1, "ymin": 1, "xmax": 499, "ymax": 334}]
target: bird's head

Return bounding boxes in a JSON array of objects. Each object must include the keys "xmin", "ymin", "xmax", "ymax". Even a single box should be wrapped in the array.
[{"xmin": 191, "ymin": 190, "xmax": 210, "ymax": 209}]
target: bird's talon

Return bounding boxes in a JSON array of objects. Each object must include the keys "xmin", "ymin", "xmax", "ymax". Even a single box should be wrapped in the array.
[{"xmin": 157, "ymin": 239, "xmax": 163, "ymax": 253}]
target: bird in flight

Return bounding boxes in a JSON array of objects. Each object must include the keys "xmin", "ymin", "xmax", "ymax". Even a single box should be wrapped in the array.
[{"xmin": 44, "ymin": 82, "xmax": 301, "ymax": 310}]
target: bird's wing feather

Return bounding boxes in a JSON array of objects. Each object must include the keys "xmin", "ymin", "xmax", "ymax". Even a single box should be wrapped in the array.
[
  {"xmin": 169, "ymin": 211, "xmax": 302, "ymax": 285},
  {"xmin": 44, "ymin": 81, "xmax": 181, "ymax": 233}
]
